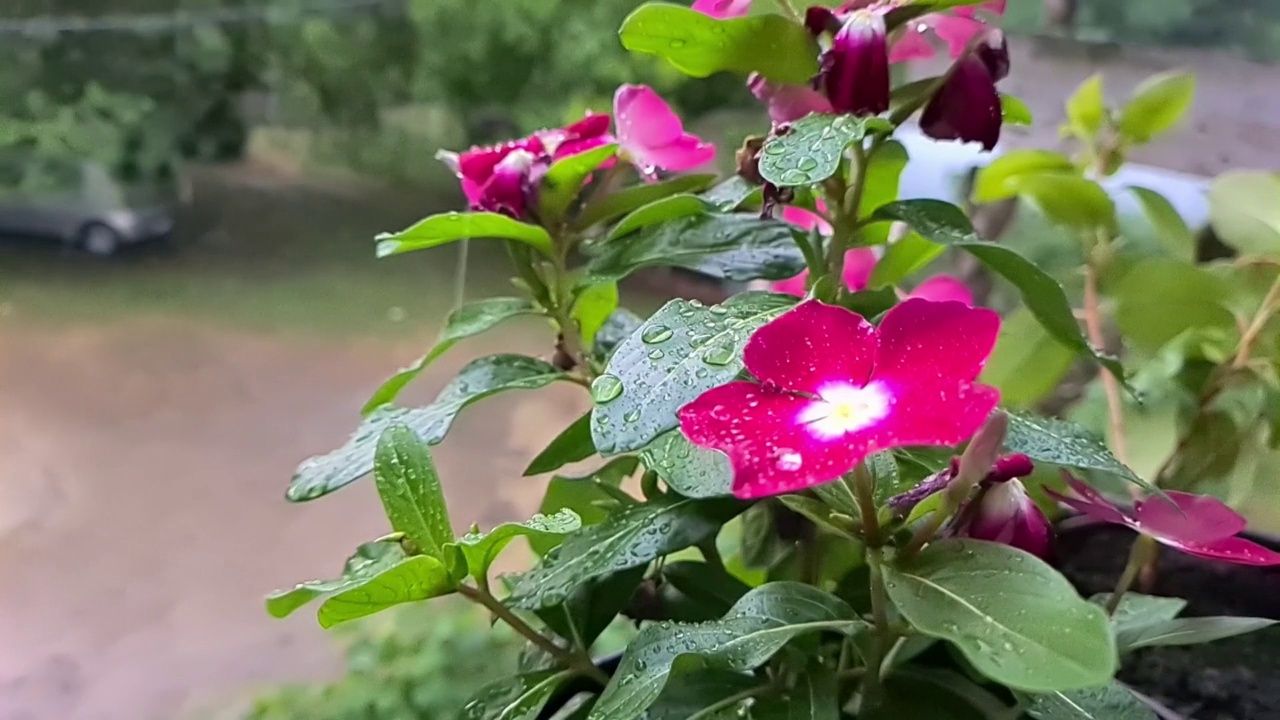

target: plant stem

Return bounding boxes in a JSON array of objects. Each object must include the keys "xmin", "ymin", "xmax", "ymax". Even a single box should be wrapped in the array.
[
  {"xmin": 898, "ymin": 503, "xmax": 953, "ymax": 559},
  {"xmin": 852, "ymin": 465, "xmax": 880, "ymax": 547},
  {"xmin": 457, "ymin": 583, "xmax": 610, "ymax": 685},
  {"xmin": 826, "ymin": 144, "xmax": 870, "ymax": 287},
  {"xmin": 1104, "ymin": 534, "xmax": 1157, "ymax": 616},
  {"xmin": 772, "ymin": 0, "xmax": 802, "ymax": 23},
  {"xmin": 1232, "ymin": 270, "xmax": 1280, "ymax": 370},
  {"xmin": 1083, "ymin": 260, "xmax": 1130, "ymax": 467},
  {"xmin": 862, "ymin": 548, "xmax": 892, "ymax": 708}
]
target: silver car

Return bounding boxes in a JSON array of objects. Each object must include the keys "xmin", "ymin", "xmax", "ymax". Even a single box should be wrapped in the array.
[{"xmin": 0, "ymin": 155, "xmax": 182, "ymax": 256}]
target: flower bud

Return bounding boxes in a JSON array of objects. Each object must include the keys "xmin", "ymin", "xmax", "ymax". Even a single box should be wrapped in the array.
[
  {"xmin": 953, "ymin": 476, "xmax": 1053, "ymax": 559},
  {"xmin": 819, "ymin": 10, "xmax": 890, "ymax": 116},
  {"xmin": 920, "ymin": 29, "xmax": 1009, "ymax": 150}
]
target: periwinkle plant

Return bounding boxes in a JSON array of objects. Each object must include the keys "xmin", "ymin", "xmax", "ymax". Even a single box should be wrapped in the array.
[{"xmin": 267, "ymin": 1, "xmax": 1280, "ymax": 718}]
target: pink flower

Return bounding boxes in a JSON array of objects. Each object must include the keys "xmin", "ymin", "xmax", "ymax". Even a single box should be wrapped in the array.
[
  {"xmin": 442, "ymin": 114, "xmax": 615, "ymax": 219},
  {"xmin": 920, "ymin": 29, "xmax": 1009, "ymax": 150},
  {"xmin": 749, "ymin": 73, "xmax": 834, "ymax": 124},
  {"xmin": 614, "ymin": 85, "xmax": 716, "ymax": 179},
  {"xmin": 678, "ymin": 299, "xmax": 1001, "ymax": 499},
  {"xmin": 952, "ymin": 458, "xmax": 1052, "ymax": 559},
  {"xmin": 770, "ymin": 206, "xmax": 974, "ymax": 304},
  {"xmin": 889, "ymin": 0, "xmax": 1006, "ymax": 63},
  {"xmin": 1048, "ymin": 475, "xmax": 1280, "ymax": 566},
  {"xmin": 691, "ymin": 0, "xmax": 752, "ymax": 19}
]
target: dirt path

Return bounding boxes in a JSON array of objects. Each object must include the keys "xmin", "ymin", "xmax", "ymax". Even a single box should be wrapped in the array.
[{"xmin": 0, "ymin": 317, "xmax": 587, "ymax": 720}]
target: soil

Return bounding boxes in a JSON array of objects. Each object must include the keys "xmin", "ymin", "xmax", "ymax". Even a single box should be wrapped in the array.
[{"xmin": 1056, "ymin": 524, "xmax": 1280, "ymax": 720}]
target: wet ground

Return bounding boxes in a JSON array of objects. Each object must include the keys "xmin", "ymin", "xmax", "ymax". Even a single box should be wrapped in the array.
[{"xmin": 0, "ymin": 164, "xmax": 590, "ymax": 719}]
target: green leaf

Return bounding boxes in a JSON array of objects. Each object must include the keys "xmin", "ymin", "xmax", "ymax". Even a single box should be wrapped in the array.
[
  {"xmin": 660, "ymin": 561, "xmax": 752, "ymax": 617},
  {"xmin": 540, "ymin": 144, "xmax": 619, "ymax": 226},
  {"xmin": 759, "ymin": 114, "xmax": 886, "ymax": 187},
  {"xmin": 1117, "ymin": 615, "xmax": 1277, "ymax": 652},
  {"xmin": 576, "ymin": 174, "xmax": 718, "ymax": 230},
  {"xmin": 374, "ymin": 425, "xmax": 453, "ymax": 559},
  {"xmin": 619, "ymin": 4, "xmax": 819, "ymax": 84},
  {"xmin": 1118, "ymin": 71, "xmax": 1196, "ymax": 144},
  {"xmin": 868, "ymin": 450, "xmax": 909, "ymax": 506},
  {"xmin": 584, "ymin": 213, "xmax": 805, "ymax": 285},
  {"xmin": 754, "ymin": 664, "xmax": 840, "ymax": 719},
  {"xmin": 532, "ymin": 458, "xmax": 640, "ymax": 554},
  {"xmin": 1001, "ymin": 94, "xmax": 1034, "ymax": 126},
  {"xmin": 364, "ymin": 298, "xmax": 540, "ymax": 414},
  {"xmin": 317, "ymin": 554, "xmax": 454, "ymax": 628},
  {"xmin": 859, "ymin": 140, "xmax": 910, "ymax": 245},
  {"xmin": 871, "ymin": 200, "xmax": 1125, "ymax": 383},
  {"xmin": 573, "ymin": 281, "xmax": 620, "ymax": 346},
  {"xmin": 266, "ymin": 540, "xmax": 406, "ymax": 619},
  {"xmin": 525, "ymin": 412, "xmax": 596, "ymax": 476},
  {"xmin": 1093, "ymin": 591, "xmax": 1187, "ymax": 634},
  {"xmin": 1208, "ymin": 170, "xmax": 1280, "ymax": 257},
  {"xmin": 290, "ymin": 355, "xmax": 567, "ymax": 501},
  {"xmin": 594, "ymin": 309, "xmax": 645, "ymax": 361},
  {"xmin": 508, "ymin": 497, "xmax": 742, "ymax": 609},
  {"xmin": 1005, "ymin": 412, "xmax": 1155, "ymax": 493},
  {"xmin": 971, "ymin": 150, "xmax": 1076, "ymax": 203},
  {"xmin": 452, "ymin": 510, "xmax": 583, "ymax": 581},
  {"xmin": 1130, "ymin": 186, "xmax": 1196, "ymax": 262},
  {"xmin": 605, "ymin": 194, "xmax": 714, "ymax": 243},
  {"xmin": 375, "ymin": 212, "xmax": 552, "ymax": 258},
  {"xmin": 1065, "ymin": 74, "xmax": 1106, "ymax": 139},
  {"xmin": 701, "ymin": 175, "xmax": 762, "ymax": 211},
  {"xmin": 1008, "ymin": 173, "xmax": 1117, "ymax": 232},
  {"xmin": 591, "ymin": 292, "xmax": 797, "ymax": 454},
  {"xmin": 883, "ymin": 539, "xmax": 1116, "ymax": 692},
  {"xmin": 867, "ymin": 669, "xmax": 1012, "ymax": 720},
  {"xmin": 461, "ymin": 670, "xmax": 574, "ymax": 720},
  {"xmin": 588, "ymin": 583, "xmax": 859, "ymax": 720},
  {"xmin": 868, "ymin": 232, "xmax": 945, "ymax": 287},
  {"xmin": 641, "ymin": 430, "xmax": 733, "ymax": 498},
  {"xmin": 639, "ymin": 667, "xmax": 759, "ymax": 719},
  {"xmin": 980, "ymin": 308, "xmax": 1076, "ymax": 409},
  {"xmin": 1019, "ymin": 684, "xmax": 1154, "ymax": 720},
  {"xmin": 1114, "ymin": 258, "xmax": 1236, "ymax": 353},
  {"xmin": 537, "ymin": 565, "xmax": 649, "ymax": 649}
]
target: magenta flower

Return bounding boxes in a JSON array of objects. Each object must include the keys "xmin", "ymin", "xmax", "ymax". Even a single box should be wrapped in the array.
[
  {"xmin": 920, "ymin": 29, "xmax": 1009, "ymax": 150},
  {"xmin": 889, "ymin": 0, "xmax": 1006, "ymax": 63},
  {"xmin": 1049, "ymin": 475, "xmax": 1280, "ymax": 566},
  {"xmin": 807, "ymin": 6, "xmax": 891, "ymax": 116},
  {"xmin": 691, "ymin": 0, "xmax": 753, "ymax": 18},
  {"xmin": 678, "ymin": 299, "xmax": 1001, "ymax": 499},
  {"xmin": 749, "ymin": 73, "xmax": 834, "ymax": 125},
  {"xmin": 614, "ymin": 85, "xmax": 716, "ymax": 179},
  {"xmin": 952, "ymin": 457, "xmax": 1053, "ymax": 559}
]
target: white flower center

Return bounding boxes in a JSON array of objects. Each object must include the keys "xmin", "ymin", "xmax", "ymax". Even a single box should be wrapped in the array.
[{"xmin": 797, "ymin": 381, "xmax": 891, "ymax": 440}]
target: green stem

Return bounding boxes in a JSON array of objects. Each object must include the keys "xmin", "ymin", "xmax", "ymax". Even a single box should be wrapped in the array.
[
  {"xmin": 826, "ymin": 144, "xmax": 870, "ymax": 290},
  {"xmin": 862, "ymin": 548, "xmax": 893, "ymax": 709},
  {"xmin": 457, "ymin": 584, "xmax": 610, "ymax": 685},
  {"xmin": 1105, "ymin": 535, "xmax": 1158, "ymax": 616},
  {"xmin": 899, "ymin": 501, "xmax": 956, "ymax": 560},
  {"xmin": 852, "ymin": 464, "xmax": 880, "ymax": 547}
]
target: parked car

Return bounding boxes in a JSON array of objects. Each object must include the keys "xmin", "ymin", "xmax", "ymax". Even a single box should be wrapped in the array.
[{"xmin": 0, "ymin": 154, "xmax": 182, "ymax": 256}]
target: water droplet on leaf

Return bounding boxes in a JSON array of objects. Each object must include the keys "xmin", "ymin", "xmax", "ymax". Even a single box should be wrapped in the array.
[
  {"xmin": 591, "ymin": 374, "xmax": 623, "ymax": 403},
  {"xmin": 642, "ymin": 325, "xmax": 673, "ymax": 344}
]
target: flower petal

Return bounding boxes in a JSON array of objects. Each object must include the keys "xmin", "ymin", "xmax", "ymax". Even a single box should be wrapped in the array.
[
  {"xmin": 862, "ymin": 376, "xmax": 1000, "ymax": 448},
  {"xmin": 822, "ymin": 10, "xmax": 891, "ymax": 116},
  {"xmin": 615, "ymin": 85, "xmax": 682, "ymax": 148},
  {"xmin": 781, "ymin": 205, "xmax": 830, "ymax": 234},
  {"xmin": 908, "ymin": 275, "xmax": 973, "ymax": 305},
  {"xmin": 920, "ymin": 54, "xmax": 1003, "ymax": 150},
  {"xmin": 954, "ymin": 0, "xmax": 1007, "ymax": 18},
  {"xmin": 842, "ymin": 248, "xmax": 878, "ymax": 291},
  {"xmin": 678, "ymin": 381, "xmax": 863, "ymax": 498},
  {"xmin": 1156, "ymin": 535, "xmax": 1280, "ymax": 567},
  {"xmin": 744, "ymin": 300, "xmax": 877, "ymax": 394},
  {"xmin": 635, "ymin": 133, "xmax": 717, "ymax": 173},
  {"xmin": 771, "ymin": 272, "xmax": 809, "ymax": 297},
  {"xmin": 749, "ymin": 75, "xmax": 835, "ymax": 124},
  {"xmin": 931, "ymin": 14, "xmax": 986, "ymax": 59},
  {"xmin": 872, "ymin": 298, "xmax": 999, "ymax": 385},
  {"xmin": 889, "ymin": 25, "xmax": 937, "ymax": 63},
  {"xmin": 957, "ymin": 479, "xmax": 1053, "ymax": 559},
  {"xmin": 691, "ymin": 0, "xmax": 753, "ymax": 19},
  {"xmin": 1045, "ymin": 474, "xmax": 1130, "ymax": 526},
  {"xmin": 1135, "ymin": 491, "xmax": 1248, "ymax": 544}
]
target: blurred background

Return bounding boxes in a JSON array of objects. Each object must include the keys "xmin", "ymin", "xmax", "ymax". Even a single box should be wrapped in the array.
[{"xmin": 0, "ymin": 1, "xmax": 1278, "ymax": 719}]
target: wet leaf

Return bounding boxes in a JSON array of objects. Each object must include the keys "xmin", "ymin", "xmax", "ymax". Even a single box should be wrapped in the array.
[
  {"xmin": 1018, "ymin": 684, "xmax": 1154, "ymax": 720},
  {"xmin": 980, "ymin": 308, "xmax": 1076, "ymax": 409},
  {"xmin": 583, "ymin": 213, "xmax": 805, "ymax": 286},
  {"xmin": 266, "ymin": 540, "xmax": 406, "ymax": 619},
  {"xmin": 868, "ymin": 232, "xmax": 945, "ymax": 287},
  {"xmin": 525, "ymin": 412, "xmax": 596, "ymax": 476},
  {"xmin": 573, "ymin": 281, "xmax": 620, "ymax": 346},
  {"xmin": 1118, "ymin": 71, "xmax": 1195, "ymax": 144},
  {"xmin": 590, "ymin": 292, "xmax": 797, "ymax": 455},
  {"xmin": 865, "ymin": 669, "xmax": 1011, "ymax": 720},
  {"xmin": 1209, "ymin": 170, "xmax": 1280, "ymax": 257},
  {"xmin": 638, "ymin": 667, "xmax": 759, "ymax": 719},
  {"xmin": 1130, "ymin": 186, "xmax": 1196, "ymax": 262},
  {"xmin": 594, "ymin": 309, "xmax": 646, "ymax": 362},
  {"xmin": 461, "ymin": 670, "xmax": 574, "ymax": 720},
  {"xmin": 859, "ymin": 140, "xmax": 910, "ymax": 245},
  {"xmin": 1001, "ymin": 94, "xmax": 1034, "ymax": 126},
  {"xmin": 1005, "ymin": 412, "xmax": 1155, "ymax": 493},
  {"xmin": 450, "ymin": 510, "xmax": 582, "ymax": 582},
  {"xmin": 1114, "ymin": 258, "xmax": 1235, "ymax": 353},
  {"xmin": 620, "ymin": 5, "xmax": 819, "ymax": 84},
  {"xmin": 507, "ymin": 497, "xmax": 742, "ymax": 610},
  {"xmin": 759, "ymin": 114, "xmax": 887, "ymax": 187},
  {"xmin": 1092, "ymin": 591, "xmax": 1187, "ymax": 634},
  {"xmin": 588, "ymin": 583, "xmax": 859, "ymax": 720},
  {"xmin": 540, "ymin": 144, "xmax": 619, "ymax": 226},
  {"xmin": 290, "ymin": 355, "xmax": 568, "ymax": 501},
  {"xmin": 364, "ymin": 297, "xmax": 541, "ymax": 414},
  {"xmin": 376, "ymin": 212, "xmax": 552, "ymax": 258},
  {"xmin": 871, "ymin": 200, "xmax": 1125, "ymax": 384},
  {"xmin": 1105, "ymin": 602, "xmax": 1277, "ymax": 652},
  {"xmin": 753, "ymin": 664, "xmax": 839, "ymax": 719},
  {"xmin": 971, "ymin": 150, "xmax": 1076, "ymax": 203},
  {"xmin": 374, "ymin": 425, "xmax": 453, "ymax": 559},
  {"xmin": 883, "ymin": 539, "xmax": 1116, "ymax": 692},
  {"xmin": 317, "ymin": 554, "xmax": 454, "ymax": 628},
  {"xmin": 576, "ymin": 174, "xmax": 718, "ymax": 230},
  {"xmin": 605, "ymin": 195, "xmax": 714, "ymax": 243},
  {"xmin": 660, "ymin": 561, "xmax": 752, "ymax": 617},
  {"xmin": 641, "ymin": 430, "xmax": 733, "ymax": 498},
  {"xmin": 533, "ymin": 457, "xmax": 641, "ymax": 553},
  {"xmin": 701, "ymin": 175, "xmax": 761, "ymax": 211}
]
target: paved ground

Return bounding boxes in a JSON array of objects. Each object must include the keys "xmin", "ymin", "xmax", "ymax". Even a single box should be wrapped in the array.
[{"xmin": 0, "ymin": 315, "xmax": 588, "ymax": 720}]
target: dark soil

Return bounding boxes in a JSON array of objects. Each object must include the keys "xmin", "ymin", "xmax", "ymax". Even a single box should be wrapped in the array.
[{"xmin": 1056, "ymin": 524, "xmax": 1280, "ymax": 720}]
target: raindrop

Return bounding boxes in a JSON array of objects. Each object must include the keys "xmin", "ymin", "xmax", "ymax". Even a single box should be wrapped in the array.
[
  {"xmin": 702, "ymin": 344, "xmax": 734, "ymax": 366},
  {"xmin": 642, "ymin": 325, "xmax": 674, "ymax": 344},
  {"xmin": 709, "ymin": 305, "xmax": 729, "ymax": 316},
  {"xmin": 624, "ymin": 409, "xmax": 642, "ymax": 424},
  {"xmin": 591, "ymin": 374, "xmax": 624, "ymax": 403},
  {"xmin": 647, "ymin": 348, "xmax": 665, "ymax": 360}
]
